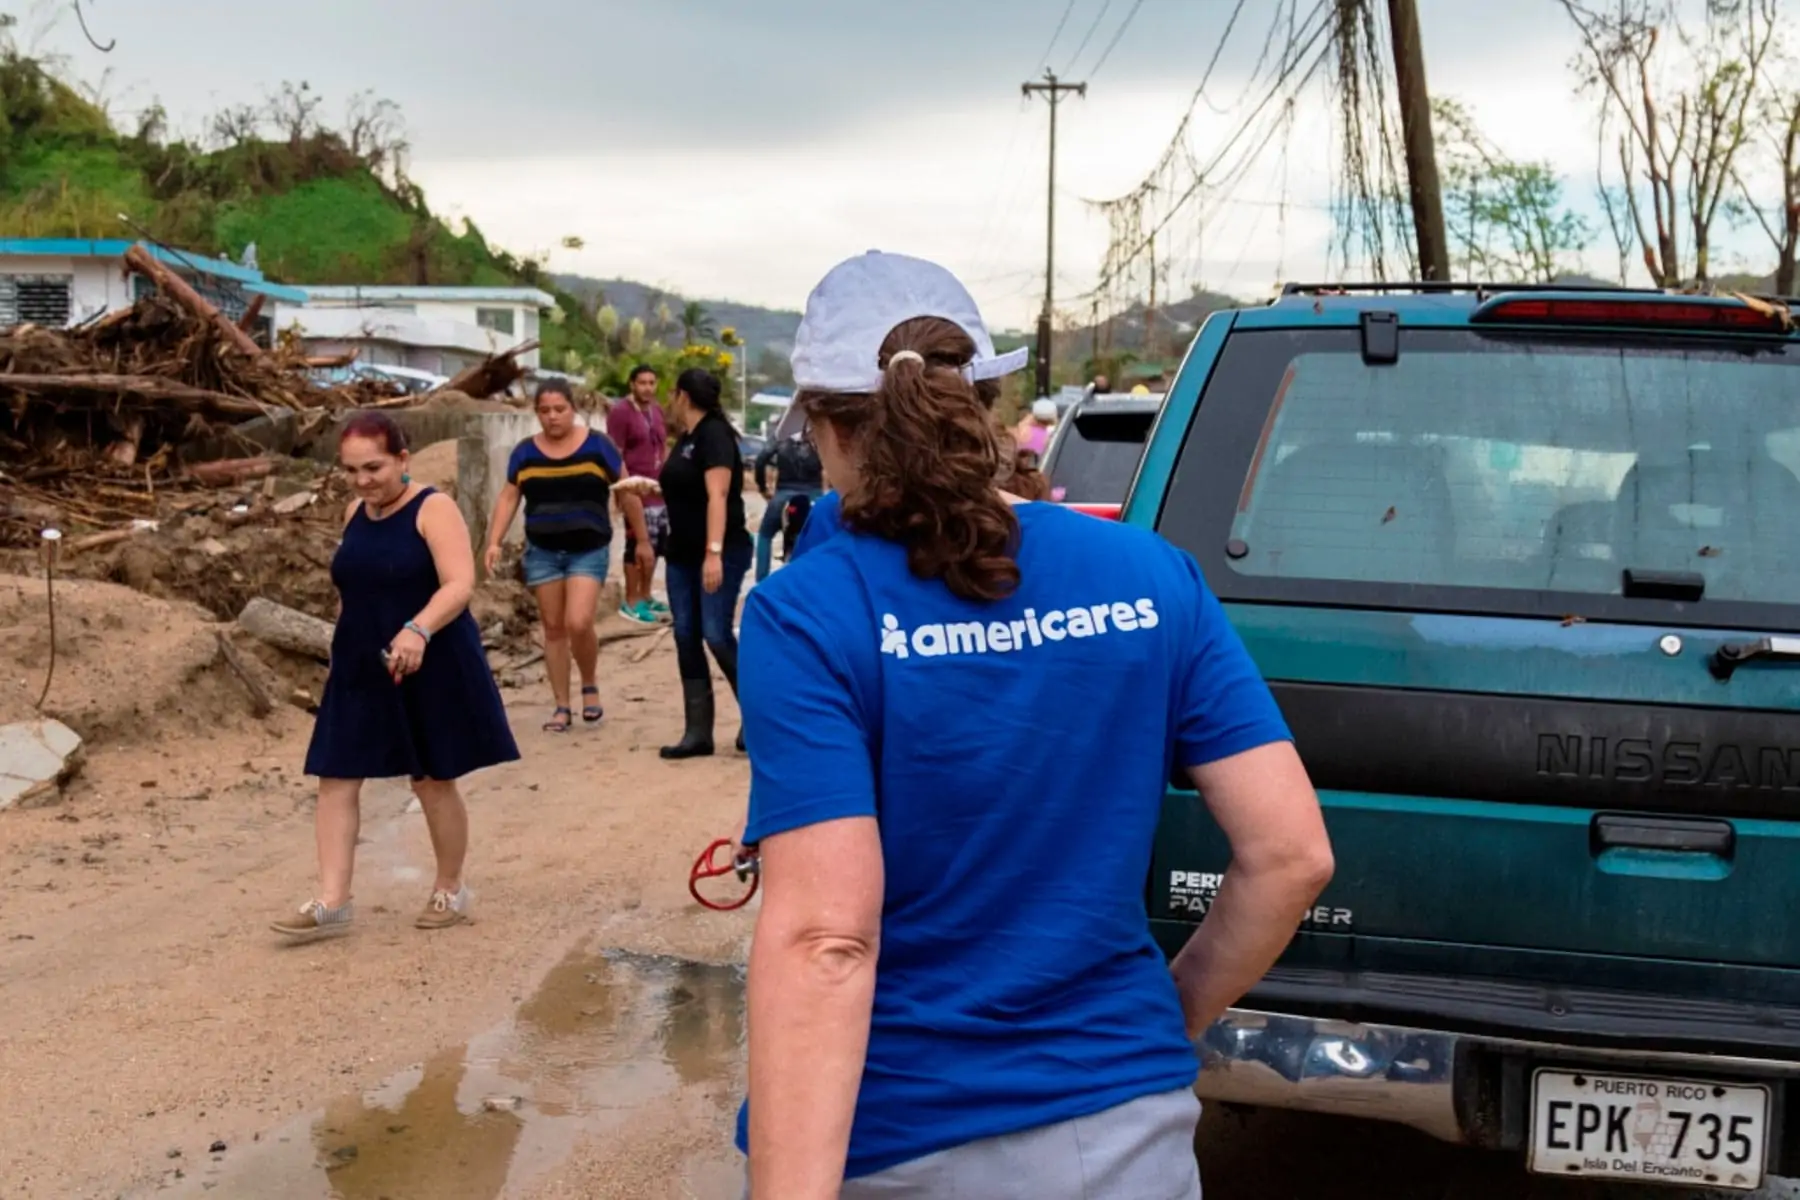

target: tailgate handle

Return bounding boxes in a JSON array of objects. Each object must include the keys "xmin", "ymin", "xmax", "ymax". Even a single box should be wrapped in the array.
[{"xmin": 1592, "ymin": 813, "xmax": 1735, "ymax": 857}]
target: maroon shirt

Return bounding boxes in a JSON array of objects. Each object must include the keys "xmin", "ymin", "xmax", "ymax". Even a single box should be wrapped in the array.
[{"xmin": 606, "ymin": 398, "xmax": 668, "ymax": 508}]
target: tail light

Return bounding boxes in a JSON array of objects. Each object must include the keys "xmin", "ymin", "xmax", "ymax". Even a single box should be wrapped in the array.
[
  {"xmin": 1065, "ymin": 502, "xmax": 1122, "ymax": 520},
  {"xmin": 1470, "ymin": 295, "xmax": 1790, "ymax": 333}
]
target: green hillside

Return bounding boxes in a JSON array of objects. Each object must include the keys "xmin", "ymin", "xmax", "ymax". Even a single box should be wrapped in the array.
[{"xmin": 0, "ymin": 40, "xmax": 604, "ymax": 366}]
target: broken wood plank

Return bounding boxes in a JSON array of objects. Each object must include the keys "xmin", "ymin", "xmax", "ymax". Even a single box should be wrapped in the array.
[
  {"xmin": 629, "ymin": 627, "xmax": 672, "ymax": 664},
  {"xmin": 236, "ymin": 293, "xmax": 266, "ymax": 333},
  {"xmin": 63, "ymin": 527, "xmax": 144, "ymax": 555},
  {"xmin": 214, "ymin": 631, "xmax": 275, "ymax": 718}
]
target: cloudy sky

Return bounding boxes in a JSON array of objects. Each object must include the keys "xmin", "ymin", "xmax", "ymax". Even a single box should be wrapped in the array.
[{"xmin": 28, "ymin": 0, "xmax": 1777, "ymax": 328}]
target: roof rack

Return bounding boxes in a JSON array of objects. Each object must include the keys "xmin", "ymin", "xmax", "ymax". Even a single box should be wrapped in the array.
[{"xmin": 1277, "ymin": 280, "xmax": 1671, "ymax": 299}]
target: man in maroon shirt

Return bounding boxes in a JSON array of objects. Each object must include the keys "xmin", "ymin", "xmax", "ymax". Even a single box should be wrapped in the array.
[{"xmin": 607, "ymin": 364, "xmax": 670, "ymax": 624}]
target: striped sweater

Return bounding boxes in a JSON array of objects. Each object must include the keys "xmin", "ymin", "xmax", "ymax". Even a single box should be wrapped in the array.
[{"xmin": 506, "ymin": 431, "xmax": 624, "ymax": 552}]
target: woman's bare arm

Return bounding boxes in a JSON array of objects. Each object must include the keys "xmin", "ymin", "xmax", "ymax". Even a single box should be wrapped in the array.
[
  {"xmin": 1169, "ymin": 741, "xmax": 1333, "ymax": 1036},
  {"xmin": 410, "ymin": 493, "xmax": 477, "ymax": 634},
  {"xmin": 485, "ymin": 482, "xmax": 522, "ymax": 558},
  {"xmin": 748, "ymin": 815, "xmax": 883, "ymax": 1200},
  {"xmin": 704, "ymin": 466, "xmax": 730, "ymax": 549}
]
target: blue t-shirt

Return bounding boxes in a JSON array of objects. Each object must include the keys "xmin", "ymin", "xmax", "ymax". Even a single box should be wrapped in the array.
[{"xmin": 734, "ymin": 502, "xmax": 1292, "ymax": 1179}]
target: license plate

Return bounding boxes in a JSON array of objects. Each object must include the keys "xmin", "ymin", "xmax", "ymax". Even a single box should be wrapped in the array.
[{"xmin": 1529, "ymin": 1069, "xmax": 1770, "ymax": 1190}]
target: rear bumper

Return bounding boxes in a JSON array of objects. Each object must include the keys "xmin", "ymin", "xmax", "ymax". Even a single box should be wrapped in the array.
[{"xmin": 1196, "ymin": 1007, "xmax": 1800, "ymax": 1151}]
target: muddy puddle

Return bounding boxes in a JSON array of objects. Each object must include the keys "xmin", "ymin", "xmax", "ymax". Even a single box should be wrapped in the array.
[{"xmin": 144, "ymin": 948, "xmax": 745, "ymax": 1199}]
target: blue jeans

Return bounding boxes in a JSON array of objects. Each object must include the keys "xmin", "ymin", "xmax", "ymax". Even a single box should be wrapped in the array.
[
  {"xmin": 522, "ymin": 542, "xmax": 612, "ymax": 588},
  {"xmin": 756, "ymin": 487, "xmax": 822, "ymax": 581},
  {"xmin": 666, "ymin": 544, "xmax": 751, "ymax": 684}
]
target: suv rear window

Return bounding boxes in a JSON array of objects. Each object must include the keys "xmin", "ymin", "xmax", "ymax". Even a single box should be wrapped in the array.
[
  {"xmin": 1159, "ymin": 327, "xmax": 1800, "ymax": 627},
  {"xmin": 1046, "ymin": 406, "xmax": 1157, "ymax": 504}
]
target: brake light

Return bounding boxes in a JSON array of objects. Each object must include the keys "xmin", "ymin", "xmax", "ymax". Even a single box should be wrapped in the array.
[
  {"xmin": 1065, "ymin": 502, "xmax": 1122, "ymax": 520},
  {"xmin": 1471, "ymin": 295, "xmax": 1790, "ymax": 333}
]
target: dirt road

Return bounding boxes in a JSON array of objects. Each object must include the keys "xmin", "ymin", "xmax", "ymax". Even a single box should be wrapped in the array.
[
  {"xmin": 3, "ymin": 572, "xmax": 1795, "ymax": 1199},
  {"xmin": 0, "ymin": 578, "xmax": 756, "ymax": 1199}
]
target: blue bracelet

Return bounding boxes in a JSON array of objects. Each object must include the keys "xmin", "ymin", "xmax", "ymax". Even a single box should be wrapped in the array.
[{"xmin": 404, "ymin": 620, "xmax": 431, "ymax": 643}]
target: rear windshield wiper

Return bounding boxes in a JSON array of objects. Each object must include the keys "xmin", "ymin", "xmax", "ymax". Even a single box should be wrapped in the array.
[{"xmin": 1711, "ymin": 635, "xmax": 1800, "ymax": 681}]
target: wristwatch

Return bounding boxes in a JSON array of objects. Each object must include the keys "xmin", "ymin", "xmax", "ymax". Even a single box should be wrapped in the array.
[{"xmin": 707, "ymin": 541, "xmax": 724, "ymax": 555}]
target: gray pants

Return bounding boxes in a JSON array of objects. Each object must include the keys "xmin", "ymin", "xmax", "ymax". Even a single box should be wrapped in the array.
[{"xmin": 744, "ymin": 1087, "xmax": 1202, "ymax": 1199}]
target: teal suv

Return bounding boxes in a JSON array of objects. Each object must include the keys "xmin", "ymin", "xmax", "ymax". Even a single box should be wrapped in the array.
[{"xmin": 1131, "ymin": 283, "xmax": 1800, "ymax": 1191}]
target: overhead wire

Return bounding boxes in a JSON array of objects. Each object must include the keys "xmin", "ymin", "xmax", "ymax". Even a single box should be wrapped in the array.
[
  {"xmin": 1034, "ymin": 0, "xmax": 1081, "ymax": 74},
  {"xmin": 1064, "ymin": 0, "xmax": 1113, "ymax": 72},
  {"xmin": 1079, "ymin": 0, "xmax": 1337, "ymax": 303},
  {"xmin": 1087, "ymin": 0, "xmax": 1147, "ymax": 78}
]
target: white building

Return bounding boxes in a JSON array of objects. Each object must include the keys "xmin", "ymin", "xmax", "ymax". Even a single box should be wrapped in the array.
[
  {"xmin": 274, "ymin": 285, "xmax": 555, "ymax": 376},
  {"xmin": 0, "ymin": 238, "xmax": 304, "ymax": 333}
]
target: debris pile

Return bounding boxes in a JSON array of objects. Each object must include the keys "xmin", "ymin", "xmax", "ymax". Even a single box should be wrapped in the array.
[{"xmin": 0, "ymin": 246, "xmax": 537, "ymax": 549}]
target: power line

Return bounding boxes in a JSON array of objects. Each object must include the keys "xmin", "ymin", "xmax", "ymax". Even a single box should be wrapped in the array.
[
  {"xmin": 1035, "ymin": 0, "xmax": 1080, "ymax": 74},
  {"xmin": 1088, "ymin": 0, "xmax": 1147, "ymax": 78},
  {"xmin": 1064, "ymin": 0, "xmax": 1113, "ymax": 72},
  {"xmin": 1080, "ymin": 0, "xmax": 1337, "ymax": 303}
]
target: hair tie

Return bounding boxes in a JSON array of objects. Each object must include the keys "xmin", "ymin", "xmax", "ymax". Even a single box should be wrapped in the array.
[{"xmin": 886, "ymin": 350, "xmax": 925, "ymax": 369}]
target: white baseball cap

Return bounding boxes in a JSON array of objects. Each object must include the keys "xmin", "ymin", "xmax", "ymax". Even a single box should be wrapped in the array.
[{"xmin": 791, "ymin": 250, "xmax": 1031, "ymax": 394}]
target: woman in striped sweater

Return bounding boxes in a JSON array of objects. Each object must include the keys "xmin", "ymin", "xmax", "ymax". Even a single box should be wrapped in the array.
[{"xmin": 484, "ymin": 380, "xmax": 625, "ymax": 732}]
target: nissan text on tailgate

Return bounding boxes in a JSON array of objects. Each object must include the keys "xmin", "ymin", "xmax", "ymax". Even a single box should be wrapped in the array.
[{"xmin": 1131, "ymin": 283, "xmax": 1800, "ymax": 1190}]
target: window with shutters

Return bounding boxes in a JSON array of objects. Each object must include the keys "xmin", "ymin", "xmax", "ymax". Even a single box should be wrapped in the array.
[{"xmin": 0, "ymin": 274, "xmax": 73, "ymax": 327}]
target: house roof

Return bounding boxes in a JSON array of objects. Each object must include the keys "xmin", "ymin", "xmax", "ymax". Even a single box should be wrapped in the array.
[
  {"xmin": 0, "ymin": 238, "xmax": 308, "ymax": 303},
  {"xmin": 298, "ymin": 285, "xmax": 556, "ymax": 307}
]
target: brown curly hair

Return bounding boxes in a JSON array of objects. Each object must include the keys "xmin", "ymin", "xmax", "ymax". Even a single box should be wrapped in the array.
[{"xmin": 799, "ymin": 317, "xmax": 1020, "ymax": 601}]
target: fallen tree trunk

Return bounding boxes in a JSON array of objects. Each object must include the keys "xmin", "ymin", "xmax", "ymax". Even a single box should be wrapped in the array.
[
  {"xmin": 432, "ymin": 340, "xmax": 540, "ymax": 400},
  {"xmin": 236, "ymin": 293, "xmax": 265, "ymax": 334},
  {"xmin": 238, "ymin": 597, "xmax": 334, "ymax": 661},
  {"xmin": 123, "ymin": 244, "xmax": 266, "ymax": 360},
  {"xmin": 0, "ymin": 372, "xmax": 269, "ymax": 418},
  {"xmin": 185, "ymin": 456, "xmax": 275, "ymax": 487}
]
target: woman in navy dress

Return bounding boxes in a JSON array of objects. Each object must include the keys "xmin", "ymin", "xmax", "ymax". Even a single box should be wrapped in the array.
[{"xmin": 275, "ymin": 412, "xmax": 520, "ymax": 943}]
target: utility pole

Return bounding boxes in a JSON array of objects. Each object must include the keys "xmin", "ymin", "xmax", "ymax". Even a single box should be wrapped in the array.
[
  {"xmin": 1146, "ymin": 231, "xmax": 1158, "ymax": 361},
  {"xmin": 1386, "ymin": 0, "xmax": 1449, "ymax": 280},
  {"xmin": 1022, "ymin": 70, "xmax": 1086, "ymax": 398}
]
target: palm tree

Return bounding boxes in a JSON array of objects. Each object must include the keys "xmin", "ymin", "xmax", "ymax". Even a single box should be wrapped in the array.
[{"xmin": 680, "ymin": 300, "xmax": 717, "ymax": 345}]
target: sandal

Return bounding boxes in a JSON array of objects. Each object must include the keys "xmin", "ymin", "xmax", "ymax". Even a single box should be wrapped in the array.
[
  {"xmin": 543, "ymin": 706, "xmax": 573, "ymax": 733},
  {"xmin": 581, "ymin": 686, "xmax": 604, "ymax": 724}
]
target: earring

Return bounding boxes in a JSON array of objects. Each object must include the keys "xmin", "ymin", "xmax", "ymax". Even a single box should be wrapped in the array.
[{"xmin": 402, "ymin": 472, "xmax": 412, "ymax": 484}]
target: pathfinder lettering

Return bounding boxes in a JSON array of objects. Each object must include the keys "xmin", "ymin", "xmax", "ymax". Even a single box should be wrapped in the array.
[{"xmin": 1535, "ymin": 733, "xmax": 1800, "ymax": 792}]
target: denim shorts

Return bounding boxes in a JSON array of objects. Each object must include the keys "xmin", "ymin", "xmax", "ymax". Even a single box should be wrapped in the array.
[{"xmin": 522, "ymin": 542, "xmax": 611, "ymax": 587}]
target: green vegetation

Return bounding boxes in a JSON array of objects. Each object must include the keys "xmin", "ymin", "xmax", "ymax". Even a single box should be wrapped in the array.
[{"xmin": 0, "ymin": 23, "xmax": 616, "ymax": 372}]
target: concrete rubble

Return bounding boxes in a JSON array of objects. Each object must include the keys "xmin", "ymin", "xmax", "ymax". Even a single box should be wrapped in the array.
[{"xmin": 0, "ymin": 718, "xmax": 85, "ymax": 810}]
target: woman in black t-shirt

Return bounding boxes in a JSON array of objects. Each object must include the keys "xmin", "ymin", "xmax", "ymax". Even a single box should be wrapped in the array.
[{"xmin": 658, "ymin": 367, "xmax": 754, "ymax": 759}]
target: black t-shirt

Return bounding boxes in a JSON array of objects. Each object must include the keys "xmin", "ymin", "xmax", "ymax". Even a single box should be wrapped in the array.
[{"xmin": 660, "ymin": 410, "xmax": 752, "ymax": 565}]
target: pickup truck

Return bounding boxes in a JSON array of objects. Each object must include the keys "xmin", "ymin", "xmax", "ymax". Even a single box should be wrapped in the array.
[
  {"xmin": 1040, "ymin": 393, "xmax": 1162, "ymax": 520},
  {"xmin": 1131, "ymin": 283, "xmax": 1800, "ymax": 1191}
]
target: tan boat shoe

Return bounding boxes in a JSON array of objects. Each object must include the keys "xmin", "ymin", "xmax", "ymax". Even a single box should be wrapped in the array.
[
  {"xmin": 271, "ymin": 898, "xmax": 353, "ymax": 943},
  {"xmin": 416, "ymin": 884, "xmax": 472, "ymax": 930}
]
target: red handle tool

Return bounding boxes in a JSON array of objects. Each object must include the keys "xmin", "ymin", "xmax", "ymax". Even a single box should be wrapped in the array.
[{"xmin": 689, "ymin": 838, "xmax": 760, "ymax": 911}]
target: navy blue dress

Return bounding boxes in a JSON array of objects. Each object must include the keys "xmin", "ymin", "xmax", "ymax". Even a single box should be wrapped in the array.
[{"xmin": 304, "ymin": 488, "xmax": 520, "ymax": 781}]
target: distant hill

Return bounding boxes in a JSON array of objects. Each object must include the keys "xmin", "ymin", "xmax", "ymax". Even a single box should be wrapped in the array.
[
  {"xmin": 550, "ymin": 274, "xmax": 803, "ymax": 370},
  {"xmin": 1056, "ymin": 288, "xmax": 1250, "ymax": 377}
]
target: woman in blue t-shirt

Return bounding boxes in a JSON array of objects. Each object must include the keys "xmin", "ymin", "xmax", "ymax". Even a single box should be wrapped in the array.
[
  {"xmin": 733, "ymin": 251, "xmax": 1336, "ymax": 1199},
  {"xmin": 483, "ymin": 380, "xmax": 624, "ymax": 732}
]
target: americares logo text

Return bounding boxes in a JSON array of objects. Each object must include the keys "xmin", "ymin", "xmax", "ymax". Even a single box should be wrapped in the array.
[{"xmin": 880, "ymin": 599, "xmax": 1160, "ymax": 660}]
